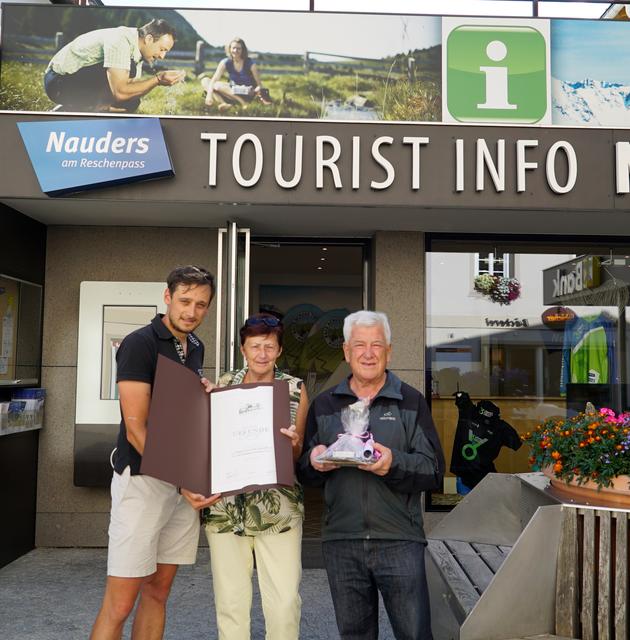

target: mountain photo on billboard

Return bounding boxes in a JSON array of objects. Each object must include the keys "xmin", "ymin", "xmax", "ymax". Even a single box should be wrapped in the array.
[{"xmin": 551, "ymin": 19, "xmax": 630, "ymax": 127}]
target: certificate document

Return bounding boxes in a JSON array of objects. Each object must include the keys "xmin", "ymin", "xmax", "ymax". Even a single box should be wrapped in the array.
[
  {"xmin": 141, "ymin": 354, "xmax": 293, "ymax": 496},
  {"xmin": 211, "ymin": 385, "xmax": 277, "ymax": 493}
]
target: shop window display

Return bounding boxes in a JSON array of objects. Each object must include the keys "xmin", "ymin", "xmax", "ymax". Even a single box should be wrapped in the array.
[
  {"xmin": 426, "ymin": 241, "xmax": 630, "ymax": 508},
  {"xmin": 0, "ymin": 275, "xmax": 42, "ymax": 386}
]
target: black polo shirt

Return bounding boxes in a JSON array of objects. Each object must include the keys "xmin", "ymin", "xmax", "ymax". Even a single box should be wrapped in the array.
[{"xmin": 113, "ymin": 313, "xmax": 205, "ymax": 475}]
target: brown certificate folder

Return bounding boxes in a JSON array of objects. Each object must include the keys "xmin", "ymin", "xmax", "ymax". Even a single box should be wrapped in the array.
[{"xmin": 140, "ymin": 354, "xmax": 293, "ymax": 496}]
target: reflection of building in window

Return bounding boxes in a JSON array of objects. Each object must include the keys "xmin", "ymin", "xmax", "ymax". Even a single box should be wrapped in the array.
[
  {"xmin": 0, "ymin": 275, "xmax": 43, "ymax": 383},
  {"xmin": 101, "ymin": 305, "xmax": 156, "ymax": 400},
  {"xmin": 110, "ymin": 339, "xmax": 122, "ymax": 400},
  {"xmin": 424, "ymin": 249, "xmax": 630, "ymax": 492},
  {"xmin": 474, "ymin": 252, "xmax": 512, "ymax": 278},
  {"xmin": 560, "ymin": 311, "xmax": 617, "ymax": 396}
]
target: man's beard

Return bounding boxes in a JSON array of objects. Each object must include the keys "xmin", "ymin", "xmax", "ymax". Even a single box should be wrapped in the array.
[{"xmin": 170, "ymin": 314, "xmax": 198, "ymax": 335}]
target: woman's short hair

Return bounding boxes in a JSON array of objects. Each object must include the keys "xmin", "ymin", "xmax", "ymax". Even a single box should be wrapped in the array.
[
  {"xmin": 225, "ymin": 37, "xmax": 249, "ymax": 60},
  {"xmin": 343, "ymin": 310, "xmax": 391, "ymax": 345},
  {"xmin": 240, "ymin": 313, "xmax": 283, "ymax": 347}
]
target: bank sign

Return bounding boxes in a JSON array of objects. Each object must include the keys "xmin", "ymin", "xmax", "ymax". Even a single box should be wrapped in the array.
[
  {"xmin": 543, "ymin": 256, "xmax": 601, "ymax": 305},
  {"xmin": 17, "ymin": 118, "xmax": 173, "ymax": 196}
]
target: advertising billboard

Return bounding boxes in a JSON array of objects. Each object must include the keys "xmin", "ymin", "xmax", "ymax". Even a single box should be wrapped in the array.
[
  {"xmin": 1, "ymin": 5, "xmax": 630, "ymax": 128},
  {"xmin": 0, "ymin": 5, "xmax": 441, "ymax": 121}
]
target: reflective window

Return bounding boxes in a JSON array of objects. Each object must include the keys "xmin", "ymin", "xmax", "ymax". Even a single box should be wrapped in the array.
[
  {"xmin": 250, "ymin": 242, "xmax": 366, "ymax": 398},
  {"xmin": 474, "ymin": 252, "xmax": 512, "ymax": 278},
  {"xmin": 101, "ymin": 305, "xmax": 156, "ymax": 399},
  {"xmin": 426, "ymin": 239, "xmax": 630, "ymax": 505},
  {"xmin": 0, "ymin": 274, "xmax": 42, "ymax": 386}
]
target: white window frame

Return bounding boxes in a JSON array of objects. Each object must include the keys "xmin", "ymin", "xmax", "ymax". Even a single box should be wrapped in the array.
[{"xmin": 474, "ymin": 252, "xmax": 512, "ymax": 278}]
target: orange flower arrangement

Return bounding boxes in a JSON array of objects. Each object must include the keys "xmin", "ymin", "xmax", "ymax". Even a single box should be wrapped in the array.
[{"xmin": 522, "ymin": 405, "xmax": 630, "ymax": 489}]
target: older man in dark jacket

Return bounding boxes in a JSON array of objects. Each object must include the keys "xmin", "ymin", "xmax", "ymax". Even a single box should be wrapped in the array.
[{"xmin": 297, "ymin": 310, "xmax": 445, "ymax": 640}]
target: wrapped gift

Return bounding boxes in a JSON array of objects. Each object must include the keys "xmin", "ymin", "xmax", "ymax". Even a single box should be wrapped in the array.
[{"xmin": 315, "ymin": 398, "xmax": 380, "ymax": 466}]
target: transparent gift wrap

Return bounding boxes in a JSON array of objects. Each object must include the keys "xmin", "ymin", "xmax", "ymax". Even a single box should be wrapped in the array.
[{"xmin": 315, "ymin": 399, "xmax": 381, "ymax": 466}]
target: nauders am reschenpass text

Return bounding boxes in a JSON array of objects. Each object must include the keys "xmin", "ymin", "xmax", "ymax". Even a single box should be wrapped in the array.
[
  {"xmin": 201, "ymin": 133, "xmax": 630, "ymax": 195},
  {"xmin": 45, "ymin": 131, "xmax": 150, "ymax": 155}
]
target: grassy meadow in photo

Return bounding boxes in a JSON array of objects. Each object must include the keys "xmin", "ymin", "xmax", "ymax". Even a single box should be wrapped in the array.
[{"xmin": 0, "ymin": 5, "xmax": 441, "ymax": 121}]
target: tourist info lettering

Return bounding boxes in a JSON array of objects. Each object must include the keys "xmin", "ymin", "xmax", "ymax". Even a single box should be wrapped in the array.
[{"xmin": 210, "ymin": 385, "xmax": 277, "ymax": 494}]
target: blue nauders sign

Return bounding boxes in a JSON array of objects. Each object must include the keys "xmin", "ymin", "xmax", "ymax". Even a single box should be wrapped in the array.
[{"xmin": 17, "ymin": 118, "xmax": 173, "ymax": 196}]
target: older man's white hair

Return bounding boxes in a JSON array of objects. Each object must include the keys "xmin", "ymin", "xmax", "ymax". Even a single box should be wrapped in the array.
[{"xmin": 343, "ymin": 310, "xmax": 392, "ymax": 345}]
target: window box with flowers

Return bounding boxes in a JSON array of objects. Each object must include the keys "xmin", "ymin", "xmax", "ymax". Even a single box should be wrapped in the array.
[{"xmin": 522, "ymin": 405, "xmax": 630, "ymax": 507}]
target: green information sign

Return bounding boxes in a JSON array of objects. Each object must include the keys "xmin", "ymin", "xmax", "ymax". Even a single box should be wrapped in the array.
[{"xmin": 446, "ymin": 24, "xmax": 547, "ymax": 123}]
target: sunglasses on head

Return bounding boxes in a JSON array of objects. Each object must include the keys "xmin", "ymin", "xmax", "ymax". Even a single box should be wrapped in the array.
[{"xmin": 246, "ymin": 316, "xmax": 280, "ymax": 327}]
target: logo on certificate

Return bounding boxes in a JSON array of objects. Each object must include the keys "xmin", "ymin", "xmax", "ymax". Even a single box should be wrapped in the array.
[{"xmin": 239, "ymin": 402, "xmax": 262, "ymax": 414}]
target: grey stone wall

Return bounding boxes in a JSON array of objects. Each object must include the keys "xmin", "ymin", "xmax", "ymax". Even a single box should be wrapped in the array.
[
  {"xmin": 37, "ymin": 226, "xmax": 217, "ymax": 547},
  {"xmin": 373, "ymin": 231, "xmax": 425, "ymax": 392},
  {"xmin": 36, "ymin": 228, "xmax": 429, "ymax": 547}
]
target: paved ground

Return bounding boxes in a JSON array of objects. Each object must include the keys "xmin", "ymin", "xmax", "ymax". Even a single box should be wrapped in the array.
[{"xmin": 0, "ymin": 548, "xmax": 396, "ymax": 639}]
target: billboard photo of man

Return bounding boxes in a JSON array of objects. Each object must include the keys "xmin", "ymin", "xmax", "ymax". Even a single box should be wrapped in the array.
[
  {"xmin": 0, "ymin": 4, "xmax": 442, "ymax": 120},
  {"xmin": 44, "ymin": 18, "xmax": 184, "ymax": 112}
]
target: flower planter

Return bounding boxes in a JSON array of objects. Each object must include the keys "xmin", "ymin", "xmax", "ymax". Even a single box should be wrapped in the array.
[
  {"xmin": 473, "ymin": 274, "xmax": 521, "ymax": 305},
  {"xmin": 542, "ymin": 465, "xmax": 630, "ymax": 508}
]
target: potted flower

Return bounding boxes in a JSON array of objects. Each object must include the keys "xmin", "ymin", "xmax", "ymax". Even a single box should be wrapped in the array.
[
  {"xmin": 522, "ymin": 404, "xmax": 630, "ymax": 506},
  {"xmin": 474, "ymin": 274, "xmax": 521, "ymax": 305}
]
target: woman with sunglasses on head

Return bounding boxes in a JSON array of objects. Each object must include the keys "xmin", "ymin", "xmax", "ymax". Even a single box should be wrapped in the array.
[{"xmin": 202, "ymin": 312, "xmax": 308, "ymax": 640}]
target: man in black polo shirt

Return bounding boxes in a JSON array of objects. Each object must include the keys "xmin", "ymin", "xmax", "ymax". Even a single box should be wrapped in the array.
[{"xmin": 91, "ymin": 265, "xmax": 219, "ymax": 640}]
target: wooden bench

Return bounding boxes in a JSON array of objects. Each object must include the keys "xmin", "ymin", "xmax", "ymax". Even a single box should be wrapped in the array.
[
  {"xmin": 427, "ymin": 539, "xmax": 512, "ymax": 623},
  {"xmin": 554, "ymin": 508, "xmax": 628, "ymax": 640},
  {"xmin": 426, "ymin": 474, "xmax": 630, "ymax": 640}
]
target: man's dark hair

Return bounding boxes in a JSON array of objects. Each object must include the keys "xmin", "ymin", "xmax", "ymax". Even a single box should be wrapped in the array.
[
  {"xmin": 139, "ymin": 19, "xmax": 177, "ymax": 42},
  {"xmin": 167, "ymin": 265, "xmax": 215, "ymax": 297}
]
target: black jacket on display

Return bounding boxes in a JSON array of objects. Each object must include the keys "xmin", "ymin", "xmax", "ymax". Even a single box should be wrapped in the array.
[{"xmin": 449, "ymin": 391, "xmax": 522, "ymax": 489}]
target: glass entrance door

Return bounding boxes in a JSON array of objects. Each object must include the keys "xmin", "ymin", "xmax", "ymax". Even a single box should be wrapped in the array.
[
  {"xmin": 250, "ymin": 240, "xmax": 368, "ymax": 396},
  {"xmin": 214, "ymin": 222, "xmax": 250, "ymax": 379},
  {"xmin": 250, "ymin": 239, "xmax": 369, "ymax": 553},
  {"xmin": 214, "ymin": 235, "xmax": 369, "ymax": 552}
]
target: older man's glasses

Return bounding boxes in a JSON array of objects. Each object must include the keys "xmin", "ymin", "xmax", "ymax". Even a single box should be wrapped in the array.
[{"xmin": 246, "ymin": 316, "xmax": 281, "ymax": 327}]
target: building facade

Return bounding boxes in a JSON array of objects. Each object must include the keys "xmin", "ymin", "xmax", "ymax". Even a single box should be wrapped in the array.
[{"xmin": 2, "ymin": 4, "xmax": 630, "ymax": 560}]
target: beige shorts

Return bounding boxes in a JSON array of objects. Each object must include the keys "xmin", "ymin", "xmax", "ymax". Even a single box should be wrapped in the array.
[{"xmin": 107, "ymin": 466, "xmax": 200, "ymax": 578}]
